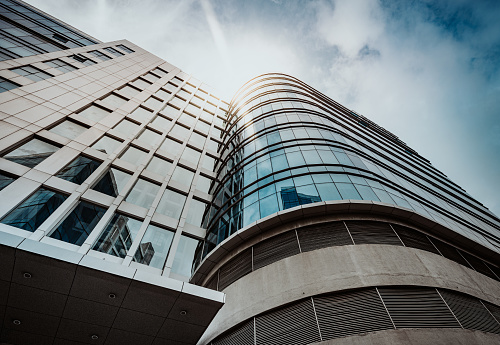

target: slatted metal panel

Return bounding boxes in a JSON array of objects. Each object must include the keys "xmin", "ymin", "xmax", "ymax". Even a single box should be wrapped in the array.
[
  {"xmin": 439, "ymin": 289, "xmax": 500, "ymax": 334},
  {"xmin": 392, "ymin": 224, "xmax": 441, "ymax": 254},
  {"xmin": 255, "ymin": 298, "xmax": 321, "ymax": 345},
  {"xmin": 458, "ymin": 251, "xmax": 499, "ymax": 280},
  {"xmin": 485, "ymin": 263, "xmax": 500, "ymax": 281},
  {"xmin": 253, "ymin": 231, "xmax": 300, "ymax": 271},
  {"xmin": 212, "ymin": 319, "xmax": 255, "ymax": 345},
  {"xmin": 205, "ymin": 272, "xmax": 219, "ymax": 291},
  {"xmin": 345, "ymin": 221, "xmax": 403, "ymax": 246},
  {"xmin": 484, "ymin": 302, "xmax": 500, "ymax": 327},
  {"xmin": 428, "ymin": 238, "xmax": 472, "ymax": 267},
  {"xmin": 378, "ymin": 287, "xmax": 460, "ymax": 328},
  {"xmin": 218, "ymin": 248, "xmax": 253, "ymax": 291},
  {"xmin": 296, "ymin": 221, "xmax": 353, "ymax": 252},
  {"xmin": 314, "ymin": 288, "xmax": 393, "ymax": 340}
]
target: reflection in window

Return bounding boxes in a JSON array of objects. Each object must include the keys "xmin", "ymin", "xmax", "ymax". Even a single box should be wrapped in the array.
[
  {"xmin": 92, "ymin": 135, "xmax": 122, "ymax": 154},
  {"xmin": 56, "ymin": 155, "xmax": 101, "ymax": 185},
  {"xmin": 101, "ymin": 94, "xmax": 128, "ymax": 109},
  {"xmin": 78, "ymin": 105, "xmax": 111, "ymax": 122},
  {"xmin": 92, "ymin": 168, "xmax": 131, "ymax": 197},
  {"xmin": 171, "ymin": 235, "xmax": 200, "ymax": 278},
  {"xmin": 130, "ymin": 106, "xmax": 153, "ymax": 123},
  {"xmin": 50, "ymin": 201, "xmax": 107, "ymax": 245},
  {"xmin": 44, "ymin": 59, "xmax": 77, "ymax": 73},
  {"xmin": 3, "ymin": 138, "xmax": 59, "ymax": 168},
  {"xmin": 156, "ymin": 189, "xmax": 186, "ymax": 220},
  {"xmin": 196, "ymin": 175, "xmax": 212, "ymax": 194},
  {"xmin": 11, "ymin": 65, "xmax": 53, "ymax": 81},
  {"xmin": 0, "ymin": 172, "xmax": 15, "ymax": 191},
  {"xmin": 114, "ymin": 119, "xmax": 140, "ymax": 135},
  {"xmin": 185, "ymin": 199, "xmax": 207, "ymax": 228},
  {"xmin": 1, "ymin": 188, "xmax": 67, "ymax": 232},
  {"xmin": 0, "ymin": 77, "xmax": 21, "ymax": 93},
  {"xmin": 119, "ymin": 146, "xmax": 148, "ymax": 165},
  {"xmin": 49, "ymin": 120, "xmax": 88, "ymax": 140},
  {"xmin": 103, "ymin": 47, "xmax": 124, "ymax": 57},
  {"xmin": 116, "ymin": 44, "xmax": 134, "ymax": 53},
  {"xmin": 133, "ymin": 224, "xmax": 174, "ymax": 269},
  {"xmin": 125, "ymin": 179, "xmax": 160, "ymax": 209},
  {"xmin": 146, "ymin": 156, "xmax": 172, "ymax": 176},
  {"xmin": 93, "ymin": 214, "xmax": 142, "ymax": 258},
  {"xmin": 159, "ymin": 138, "xmax": 183, "ymax": 156},
  {"xmin": 170, "ymin": 166, "xmax": 194, "ymax": 187},
  {"xmin": 137, "ymin": 129, "xmax": 162, "ymax": 145},
  {"xmin": 88, "ymin": 50, "xmax": 112, "ymax": 61}
]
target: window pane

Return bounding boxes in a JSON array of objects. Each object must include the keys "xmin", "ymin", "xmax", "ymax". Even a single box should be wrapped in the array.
[
  {"xmin": 119, "ymin": 85, "xmax": 140, "ymax": 98},
  {"xmin": 159, "ymin": 138, "xmax": 183, "ymax": 155},
  {"xmin": 114, "ymin": 119, "xmax": 140, "ymax": 135},
  {"xmin": 92, "ymin": 168, "xmax": 131, "ymax": 197},
  {"xmin": 146, "ymin": 156, "xmax": 172, "ymax": 176},
  {"xmin": 130, "ymin": 106, "xmax": 153, "ymax": 123},
  {"xmin": 171, "ymin": 235, "xmax": 200, "ymax": 278},
  {"xmin": 50, "ymin": 201, "xmax": 107, "ymax": 245},
  {"xmin": 133, "ymin": 224, "xmax": 174, "ymax": 269},
  {"xmin": 0, "ymin": 172, "xmax": 15, "ymax": 191},
  {"xmin": 196, "ymin": 175, "xmax": 212, "ymax": 194},
  {"xmin": 49, "ymin": 120, "xmax": 87, "ymax": 140},
  {"xmin": 185, "ymin": 199, "xmax": 207, "ymax": 228},
  {"xmin": 143, "ymin": 97, "xmax": 163, "ymax": 111},
  {"xmin": 170, "ymin": 124, "xmax": 190, "ymax": 139},
  {"xmin": 151, "ymin": 115, "xmax": 171, "ymax": 131},
  {"xmin": 3, "ymin": 138, "xmax": 59, "ymax": 168},
  {"xmin": 56, "ymin": 155, "xmax": 101, "ymax": 184},
  {"xmin": 78, "ymin": 105, "xmax": 110, "ymax": 122},
  {"xmin": 180, "ymin": 147, "xmax": 201, "ymax": 165},
  {"xmin": 101, "ymin": 94, "xmax": 128, "ymax": 109},
  {"xmin": 119, "ymin": 146, "xmax": 148, "ymax": 165},
  {"xmin": 125, "ymin": 179, "xmax": 160, "ymax": 209},
  {"xmin": 137, "ymin": 129, "xmax": 162, "ymax": 145},
  {"xmin": 1, "ymin": 188, "xmax": 67, "ymax": 232},
  {"xmin": 92, "ymin": 136, "xmax": 122, "ymax": 154},
  {"xmin": 335, "ymin": 182, "xmax": 362, "ymax": 200},
  {"xmin": 93, "ymin": 214, "xmax": 142, "ymax": 258},
  {"xmin": 170, "ymin": 166, "xmax": 194, "ymax": 187},
  {"xmin": 156, "ymin": 189, "xmax": 186, "ymax": 219}
]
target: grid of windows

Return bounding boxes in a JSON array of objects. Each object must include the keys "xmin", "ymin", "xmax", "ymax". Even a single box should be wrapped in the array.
[
  {"xmin": 71, "ymin": 53, "xmax": 96, "ymax": 66},
  {"xmin": 88, "ymin": 50, "xmax": 112, "ymax": 61},
  {"xmin": 11, "ymin": 65, "xmax": 53, "ymax": 81},
  {"xmin": 44, "ymin": 58, "xmax": 77, "ymax": 73}
]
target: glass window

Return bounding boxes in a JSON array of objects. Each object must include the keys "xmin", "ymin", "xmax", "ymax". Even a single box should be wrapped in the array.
[
  {"xmin": 125, "ymin": 179, "xmax": 160, "ymax": 209},
  {"xmin": 196, "ymin": 175, "xmax": 212, "ymax": 194},
  {"xmin": 50, "ymin": 201, "xmax": 107, "ymax": 245},
  {"xmin": 185, "ymin": 103, "xmax": 201, "ymax": 116},
  {"xmin": 0, "ymin": 77, "xmax": 20, "ymax": 93},
  {"xmin": 92, "ymin": 135, "xmax": 122, "ymax": 154},
  {"xmin": 1, "ymin": 188, "xmax": 67, "ymax": 232},
  {"xmin": 93, "ymin": 214, "xmax": 142, "ymax": 258},
  {"xmin": 48, "ymin": 120, "xmax": 87, "ymax": 140},
  {"xmin": 133, "ymin": 224, "xmax": 174, "ymax": 269},
  {"xmin": 114, "ymin": 119, "xmax": 140, "ymax": 135},
  {"xmin": 201, "ymin": 155, "xmax": 215, "ymax": 171},
  {"xmin": 179, "ymin": 113, "xmax": 196, "ymax": 127},
  {"xmin": 159, "ymin": 138, "xmax": 183, "ymax": 155},
  {"xmin": 195, "ymin": 120, "xmax": 210, "ymax": 134},
  {"xmin": 44, "ymin": 59, "xmax": 77, "ymax": 73},
  {"xmin": 180, "ymin": 147, "xmax": 201, "ymax": 165},
  {"xmin": 170, "ymin": 124, "xmax": 190, "ymax": 139},
  {"xmin": 171, "ymin": 235, "xmax": 200, "ymax": 277},
  {"xmin": 335, "ymin": 182, "xmax": 362, "ymax": 200},
  {"xmin": 92, "ymin": 167, "xmax": 131, "ymax": 197},
  {"xmin": 168, "ymin": 96, "xmax": 185, "ymax": 109},
  {"xmin": 206, "ymin": 139, "xmax": 219, "ymax": 152},
  {"xmin": 88, "ymin": 50, "xmax": 112, "ymax": 61},
  {"xmin": 146, "ymin": 156, "xmax": 172, "ymax": 176},
  {"xmin": 119, "ymin": 85, "xmax": 141, "ymax": 98},
  {"xmin": 162, "ymin": 104, "xmax": 179, "ymax": 118},
  {"xmin": 130, "ymin": 78, "xmax": 152, "ymax": 90},
  {"xmin": 116, "ymin": 44, "xmax": 134, "ymax": 53},
  {"xmin": 103, "ymin": 47, "xmax": 124, "ymax": 57},
  {"xmin": 56, "ymin": 155, "xmax": 101, "ymax": 184},
  {"xmin": 143, "ymin": 97, "xmax": 163, "ymax": 111},
  {"xmin": 151, "ymin": 115, "xmax": 171, "ymax": 131},
  {"xmin": 130, "ymin": 107, "xmax": 153, "ymax": 123},
  {"xmin": 71, "ymin": 54, "xmax": 96, "ymax": 66},
  {"xmin": 188, "ymin": 132, "xmax": 206, "ymax": 147},
  {"xmin": 137, "ymin": 129, "xmax": 162, "ymax": 145},
  {"xmin": 170, "ymin": 166, "xmax": 194, "ymax": 187},
  {"xmin": 185, "ymin": 199, "xmax": 207, "ymax": 228},
  {"xmin": 78, "ymin": 105, "xmax": 111, "ymax": 122},
  {"xmin": 3, "ymin": 138, "xmax": 59, "ymax": 168},
  {"xmin": 11, "ymin": 65, "xmax": 53, "ymax": 81},
  {"xmin": 155, "ymin": 88, "xmax": 170, "ymax": 100},
  {"xmin": 0, "ymin": 172, "xmax": 15, "ymax": 191},
  {"xmin": 119, "ymin": 146, "xmax": 148, "ymax": 165},
  {"xmin": 164, "ymin": 82, "xmax": 177, "ymax": 93},
  {"xmin": 156, "ymin": 189, "xmax": 186, "ymax": 220},
  {"xmin": 101, "ymin": 94, "xmax": 128, "ymax": 109},
  {"xmin": 153, "ymin": 68, "xmax": 169, "ymax": 77}
]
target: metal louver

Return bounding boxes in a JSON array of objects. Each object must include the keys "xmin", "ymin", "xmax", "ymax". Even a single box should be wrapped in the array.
[
  {"xmin": 459, "ymin": 251, "xmax": 499, "ymax": 281},
  {"xmin": 428, "ymin": 238, "xmax": 472, "ymax": 267},
  {"xmin": 296, "ymin": 221, "xmax": 353, "ymax": 253},
  {"xmin": 218, "ymin": 249, "xmax": 253, "ymax": 291},
  {"xmin": 378, "ymin": 287, "xmax": 461, "ymax": 328},
  {"xmin": 484, "ymin": 302, "xmax": 500, "ymax": 327},
  {"xmin": 212, "ymin": 319, "xmax": 254, "ymax": 345},
  {"xmin": 313, "ymin": 288, "xmax": 393, "ymax": 340},
  {"xmin": 392, "ymin": 224, "xmax": 441, "ymax": 254},
  {"xmin": 205, "ymin": 273, "xmax": 219, "ymax": 291},
  {"xmin": 253, "ymin": 231, "xmax": 300, "ymax": 270},
  {"xmin": 255, "ymin": 299, "xmax": 321, "ymax": 345},
  {"xmin": 345, "ymin": 221, "xmax": 403, "ymax": 245},
  {"xmin": 439, "ymin": 289, "xmax": 500, "ymax": 334}
]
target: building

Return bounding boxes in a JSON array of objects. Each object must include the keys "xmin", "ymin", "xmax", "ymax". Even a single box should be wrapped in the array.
[{"xmin": 0, "ymin": 1, "xmax": 500, "ymax": 345}]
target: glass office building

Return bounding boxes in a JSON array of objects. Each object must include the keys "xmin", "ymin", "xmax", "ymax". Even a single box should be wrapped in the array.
[{"xmin": 0, "ymin": 1, "xmax": 499, "ymax": 345}]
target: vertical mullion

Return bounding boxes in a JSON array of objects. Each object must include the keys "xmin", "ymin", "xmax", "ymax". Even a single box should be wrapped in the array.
[
  {"xmin": 388, "ymin": 223, "xmax": 404, "ymax": 246},
  {"xmin": 295, "ymin": 229, "xmax": 302, "ymax": 253},
  {"xmin": 342, "ymin": 220, "xmax": 355, "ymax": 245},
  {"xmin": 375, "ymin": 287, "xmax": 396, "ymax": 329},
  {"xmin": 310, "ymin": 296, "xmax": 323, "ymax": 342},
  {"xmin": 435, "ymin": 288, "xmax": 463, "ymax": 329}
]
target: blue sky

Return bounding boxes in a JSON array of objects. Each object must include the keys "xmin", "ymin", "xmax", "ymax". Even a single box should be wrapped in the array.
[{"xmin": 27, "ymin": 0, "xmax": 500, "ymax": 216}]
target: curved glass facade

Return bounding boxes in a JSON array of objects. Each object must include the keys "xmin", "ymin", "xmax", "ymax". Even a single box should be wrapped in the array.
[{"xmin": 196, "ymin": 73, "xmax": 500, "ymax": 263}]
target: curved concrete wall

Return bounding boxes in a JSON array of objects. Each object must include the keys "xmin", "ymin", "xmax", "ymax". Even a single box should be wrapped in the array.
[{"xmin": 199, "ymin": 244, "xmax": 500, "ymax": 344}]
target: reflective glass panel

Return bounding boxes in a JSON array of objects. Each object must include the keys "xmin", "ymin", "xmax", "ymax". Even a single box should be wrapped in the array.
[
  {"xmin": 92, "ymin": 136, "xmax": 122, "ymax": 154},
  {"xmin": 119, "ymin": 146, "xmax": 148, "ymax": 165},
  {"xmin": 49, "ymin": 120, "xmax": 87, "ymax": 140},
  {"xmin": 0, "ymin": 172, "xmax": 15, "ymax": 191},
  {"xmin": 92, "ymin": 168, "xmax": 131, "ymax": 197},
  {"xmin": 159, "ymin": 138, "xmax": 183, "ymax": 155},
  {"xmin": 185, "ymin": 199, "xmax": 207, "ymax": 228},
  {"xmin": 137, "ymin": 129, "xmax": 162, "ymax": 145},
  {"xmin": 143, "ymin": 97, "xmax": 163, "ymax": 111},
  {"xmin": 78, "ymin": 105, "xmax": 110, "ymax": 122},
  {"xmin": 156, "ymin": 189, "xmax": 186, "ymax": 220},
  {"xmin": 171, "ymin": 235, "xmax": 200, "ymax": 278},
  {"xmin": 114, "ymin": 120, "xmax": 140, "ymax": 135},
  {"xmin": 130, "ymin": 107, "xmax": 153, "ymax": 123},
  {"xmin": 133, "ymin": 224, "xmax": 174, "ymax": 269},
  {"xmin": 125, "ymin": 179, "xmax": 160, "ymax": 209},
  {"xmin": 151, "ymin": 115, "xmax": 171, "ymax": 131},
  {"xmin": 146, "ymin": 156, "xmax": 172, "ymax": 176},
  {"xmin": 56, "ymin": 155, "xmax": 101, "ymax": 184},
  {"xmin": 101, "ymin": 94, "xmax": 128, "ymax": 109},
  {"xmin": 170, "ymin": 166, "xmax": 194, "ymax": 187},
  {"xmin": 93, "ymin": 214, "xmax": 142, "ymax": 258},
  {"xmin": 1, "ymin": 188, "xmax": 67, "ymax": 232},
  {"xmin": 196, "ymin": 175, "xmax": 212, "ymax": 194},
  {"xmin": 3, "ymin": 138, "xmax": 59, "ymax": 168},
  {"xmin": 180, "ymin": 147, "xmax": 201, "ymax": 165}
]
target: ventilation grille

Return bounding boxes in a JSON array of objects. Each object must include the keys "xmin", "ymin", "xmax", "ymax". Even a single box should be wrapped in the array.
[
  {"xmin": 439, "ymin": 290, "xmax": 500, "ymax": 334},
  {"xmin": 484, "ymin": 302, "xmax": 500, "ymax": 327},
  {"xmin": 345, "ymin": 221, "xmax": 402, "ymax": 246},
  {"xmin": 255, "ymin": 299, "xmax": 320, "ymax": 345},
  {"xmin": 314, "ymin": 288, "xmax": 393, "ymax": 340},
  {"xmin": 212, "ymin": 319, "xmax": 254, "ymax": 345},
  {"xmin": 218, "ymin": 249, "xmax": 253, "ymax": 291},
  {"xmin": 378, "ymin": 287, "xmax": 460, "ymax": 328},
  {"xmin": 392, "ymin": 224, "xmax": 440, "ymax": 254},
  {"xmin": 253, "ymin": 231, "xmax": 300, "ymax": 270},
  {"xmin": 297, "ymin": 221, "xmax": 353, "ymax": 252}
]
